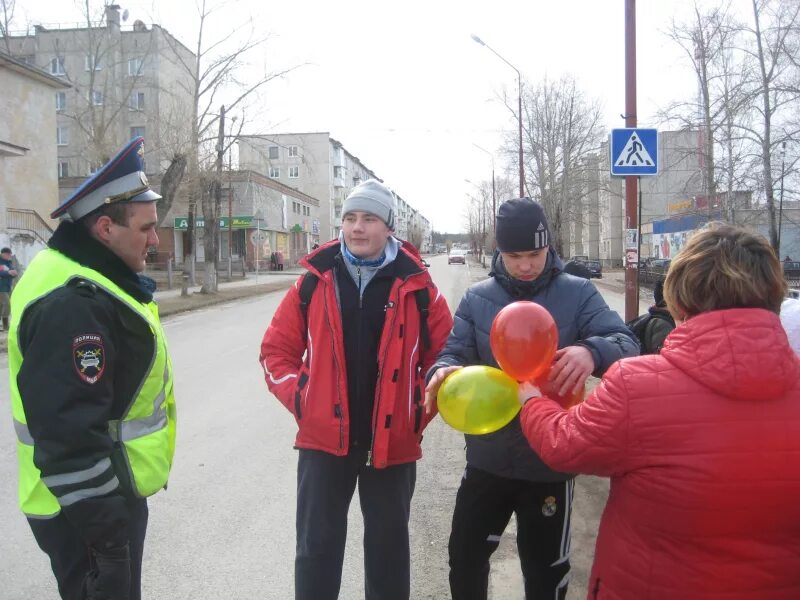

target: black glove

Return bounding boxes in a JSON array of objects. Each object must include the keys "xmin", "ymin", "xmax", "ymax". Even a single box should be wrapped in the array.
[{"xmin": 83, "ymin": 544, "xmax": 131, "ymax": 600}]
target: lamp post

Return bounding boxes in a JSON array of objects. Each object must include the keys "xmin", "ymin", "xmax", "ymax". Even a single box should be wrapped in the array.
[
  {"xmin": 465, "ymin": 179, "xmax": 487, "ymax": 266},
  {"xmin": 227, "ymin": 115, "xmax": 237, "ymax": 281},
  {"xmin": 473, "ymin": 143, "xmax": 496, "ymax": 250},
  {"xmin": 779, "ymin": 140, "xmax": 786, "ymax": 252},
  {"xmin": 471, "ymin": 34, "xmax": 524, "ymax": 198}
]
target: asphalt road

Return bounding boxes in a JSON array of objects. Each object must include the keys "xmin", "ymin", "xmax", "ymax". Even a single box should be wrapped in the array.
[{"xmin": 0, "ymin": 256, "xmax": 634, "ymax": 599}]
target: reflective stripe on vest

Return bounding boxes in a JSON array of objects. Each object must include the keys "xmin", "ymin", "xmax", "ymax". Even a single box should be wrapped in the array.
[{"xmin": 8, "ymin": 249, "xmax": 176, "ymax": 518}]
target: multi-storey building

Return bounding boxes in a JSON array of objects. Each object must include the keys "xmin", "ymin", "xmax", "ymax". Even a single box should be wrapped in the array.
[
  {"xmin": 0, "ymin": 51, "xmax": 68, "ymax": 266},
  {"xmin": 3, "ymin": 4, "xmax": 195, "ymax": 201},
  {"xmin": 238, "ymin": 132, "xmax": 431, "ymax": 249},
  {"xmin": 571, "ymin": 130, "xmax": 706, "ymax": 266}
]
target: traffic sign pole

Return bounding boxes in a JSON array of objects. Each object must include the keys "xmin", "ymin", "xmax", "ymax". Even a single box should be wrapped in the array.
[{"xmin": 624, "ymin": 0, "xmax": 639, "ymax": 323}]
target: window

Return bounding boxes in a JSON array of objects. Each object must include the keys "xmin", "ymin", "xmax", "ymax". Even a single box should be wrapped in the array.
[
  {"xmin": 333, "ymin": 165, "xmax": 344, "ymax": 179},
  {"xmin": 91, "ymin": 90, "xmax": 103, "ymax": 106},
  {"xmin": 130, "ymin": 126, "xmax": 145, "ymax": 139},
  {"xmin": 304, "ymin": 206, "xmax": 310, "ymax": 216},
  {"xmin": 268, "ymin": 146, "xmax": 279, "ymax": 160},
  {"xmin": 288, "ymin": 166, "xmax": 299, "ymax": 178},
  {"xmin": 85, "ymin": 55, "xmax": 101, "ymax": 71},
  {"xmin": 269, "ymin": 166, "xmax": 280, "ymax": 179},
  {"xmin": 56, "ymin": 126, "xmax": 68, "ymax": 146},
  {"xmin": 127, "ymin": 57, "xmax": 143, "ymax": 76},
  {"xmin": 88, "ymin": 162, "xmax": 101, "ymax": 175},
  {"xmin": 50, "ymin": 56, "xmax": 65, "ymax": 76},
  {"xmin": 288, "ymin": 145, "xmax": 298, "ymax": 157},
  {"xmin": 55, "ymin": 91, "xmax": 66, "ymax": 112},
  {"xmin": 58, "ymin": 161, "xmax": 69, "ymax": 178},
  {"xmin": 128, "ymin": 91, "xmax": 145, "ymax": 111},
  {"xmin": 292, "ymin": 202, "xmax": 299, "ymax": 214}
]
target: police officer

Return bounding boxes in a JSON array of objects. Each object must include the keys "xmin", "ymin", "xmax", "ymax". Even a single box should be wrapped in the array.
[{"xmin": 9, "ymin": 137, "xmax": 177, "ymax": 600}]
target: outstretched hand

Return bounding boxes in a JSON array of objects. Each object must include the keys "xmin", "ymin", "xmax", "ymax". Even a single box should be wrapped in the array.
[
  {"xmin": 424, "ymin": 366, "xmax": 462, "ymax": 415},
  {"xmin": 548, "ymin": 345, "xmax": 594, "ymax": 397}
]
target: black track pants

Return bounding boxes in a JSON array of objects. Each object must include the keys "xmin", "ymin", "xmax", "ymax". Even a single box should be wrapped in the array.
[{"xmin": 448, "ymin": 466, "xmax": 574, "ymax": 600}]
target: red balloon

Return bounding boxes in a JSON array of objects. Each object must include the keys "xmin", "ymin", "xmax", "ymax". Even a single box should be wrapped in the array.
[
  {"xmin": 534, "ymin": 372, "xmax": 585, "ymax": 409},
  {"xmin": 490, "ymin": 301, "xmax": 558, "ymax": 381}
]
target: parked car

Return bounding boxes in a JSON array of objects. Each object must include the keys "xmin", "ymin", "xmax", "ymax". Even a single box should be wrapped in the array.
[
  {"xmin": 585, "ymin": 260, "xmax": 602, "ymax": 278},
  {"xmin": 570, "ymin": 255, "xmax": 589, "ymax": 263},
  {"xmin": 448, "ymin": 250, "xmax": 466, "ymax": 265}
]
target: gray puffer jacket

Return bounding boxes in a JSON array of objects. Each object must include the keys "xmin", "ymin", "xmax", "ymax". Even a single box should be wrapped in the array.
[{"xmin": 430, "ymin": 249, "xmax": 639, "ymax": 481}]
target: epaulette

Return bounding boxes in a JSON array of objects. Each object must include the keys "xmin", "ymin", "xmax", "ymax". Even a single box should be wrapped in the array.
[{"xmin": 68, "ymin": 278, "xmax": 98, "ymax": 297}]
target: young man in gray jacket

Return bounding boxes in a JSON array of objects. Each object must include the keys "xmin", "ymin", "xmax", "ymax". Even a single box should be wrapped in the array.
[{"xmin": 426, "ymin": 198, "xmax": 638, "ymax": 600}]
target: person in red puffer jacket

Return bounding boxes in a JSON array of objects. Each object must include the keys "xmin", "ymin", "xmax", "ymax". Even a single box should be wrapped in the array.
[{"xmin": 519, "ymin": 223, "xmax": 800, "ymax": 600}]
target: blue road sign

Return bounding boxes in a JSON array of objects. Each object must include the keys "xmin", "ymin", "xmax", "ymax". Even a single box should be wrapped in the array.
[{"xmin": 610, "ymin": 128, "xmax": 658, "ymax": 176}]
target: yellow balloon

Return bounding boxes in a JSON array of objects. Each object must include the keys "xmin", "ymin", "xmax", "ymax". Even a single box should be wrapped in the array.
[{"xmin": 438, "ymin": 366, "xmax": 521, "ymax": 435}]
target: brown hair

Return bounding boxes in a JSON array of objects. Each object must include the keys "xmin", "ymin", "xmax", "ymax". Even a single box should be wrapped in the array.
[
  {"xmin": 664, "ymin": 222, "xmax": 787, "ymax": 318},
  {"xmin": 80, "ymin": 202, "xmax": 134, "ymax": 230}
]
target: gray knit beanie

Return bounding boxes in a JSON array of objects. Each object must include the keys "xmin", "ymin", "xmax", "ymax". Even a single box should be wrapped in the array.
[{"xmin": 342, "ymin": 179, "xmax": 396, "ymax": 229}]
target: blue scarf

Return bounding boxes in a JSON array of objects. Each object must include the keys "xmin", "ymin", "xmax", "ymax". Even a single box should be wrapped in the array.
[{"xmin": 342, "ymin": 243, "xmax": 385, "ymax": 268}]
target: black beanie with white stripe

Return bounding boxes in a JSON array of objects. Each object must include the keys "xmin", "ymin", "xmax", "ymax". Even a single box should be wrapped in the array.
[{"xmin": 495, "ymin": 198, "xmax": 550, "ymax": 252}]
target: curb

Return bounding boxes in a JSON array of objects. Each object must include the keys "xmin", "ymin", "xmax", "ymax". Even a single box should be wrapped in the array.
[{"xmin": 0, "ymin": 278, "xmax": 297, "ymax": 355}]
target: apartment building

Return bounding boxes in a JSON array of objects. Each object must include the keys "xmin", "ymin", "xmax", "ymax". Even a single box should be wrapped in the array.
[
  {"xmin": 0, "ymin": 52, "xmax": 68, "ymax": 266},
  {"xmin": 3, "ymin": 4, "xmax": 195, "ymax": 200},
  {"xmin": 238, "ymin": 132, "xmax": 432, "ymax": 249},
  {"xmin": 570, "ymin": 130, "xmax": 706, "ymax": 266}
]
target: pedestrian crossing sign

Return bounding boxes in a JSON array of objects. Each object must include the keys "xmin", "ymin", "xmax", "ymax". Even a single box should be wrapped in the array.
[{"xmin": 610, "ymin": 128, "xmax": 658, "ymax": 176}]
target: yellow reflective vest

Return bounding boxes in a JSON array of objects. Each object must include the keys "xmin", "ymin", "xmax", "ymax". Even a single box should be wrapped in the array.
[{"xmin": 9, "ymin": 249, "xmax": 176, "ymax": 518}]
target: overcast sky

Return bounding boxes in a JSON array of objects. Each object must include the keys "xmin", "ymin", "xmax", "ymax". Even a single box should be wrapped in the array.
[{"xmin": 18, "ymin": 0, "xmax": 745, "ymax": 233}]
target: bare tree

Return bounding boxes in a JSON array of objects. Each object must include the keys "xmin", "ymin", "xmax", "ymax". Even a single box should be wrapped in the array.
[
  {"xmin": 742, "ymin": 0, "xmax": 800, "ymax": 249},
  {"xmin": 0, "ymin": 0, "xmax": 15, "ymax": 53},
  {"xmin": 161, "ymin": 0, "xmax": 301, "ymax": 293},
  {"xmin": 503, "ymin": 75, "xmax": 605, "ymax": 256},
  {"xmin": 662, "ymin": 1, "xmax": 752, "ymax": 223}
]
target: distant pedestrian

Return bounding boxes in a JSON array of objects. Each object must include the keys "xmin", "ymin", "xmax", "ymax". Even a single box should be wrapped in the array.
[
  {"xmin": 626, "ymin": 278, "xmax": 676, "ymax": 355},
  {"xmin": 520, "ymin": 222, "xmax": 800, "ymax": 599},
  {"xmin": 260, "ymin": 179, "xmax": 452, "ymax": 600},
  {"xmin": 0, "ymin": 246, "xmax": 18, "ymax": 330}
]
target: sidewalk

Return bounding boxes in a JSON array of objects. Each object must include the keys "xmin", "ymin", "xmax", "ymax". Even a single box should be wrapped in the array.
[{"xmin": 154, "ymin": 268, "xmax": 304, "ymax": 317}]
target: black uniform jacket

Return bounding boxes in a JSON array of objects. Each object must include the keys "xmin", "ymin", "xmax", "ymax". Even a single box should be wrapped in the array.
[{"xmin": 17, "ymin": 221, "xmax": 155, "ymax": 549}]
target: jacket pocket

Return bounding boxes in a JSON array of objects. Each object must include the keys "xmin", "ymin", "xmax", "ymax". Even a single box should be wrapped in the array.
[
  {"xmin": 413, "ymin": 383, "xmax": 423, "ymax": 433},
  {"xmin": 294, "ymin": 367, "xmax": 310, "ymax": 419},
  {"xmin": 592, "ymin": 577, "xmax": 601, "ymax": 599}
]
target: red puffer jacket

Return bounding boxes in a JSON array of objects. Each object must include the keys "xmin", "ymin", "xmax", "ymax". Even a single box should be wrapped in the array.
[
  {"xmin": 260, "ymin": 241, "xmax": 452, "ymax": 468},
  {"xmin": 521, "ymin": 308, "xmax": 800, "ymax": 600}
]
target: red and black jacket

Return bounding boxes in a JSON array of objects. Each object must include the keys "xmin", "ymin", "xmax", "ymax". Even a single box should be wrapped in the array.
[{"xmin": 259, "ymin": 240, "xmax": 452, "ymax": 467}]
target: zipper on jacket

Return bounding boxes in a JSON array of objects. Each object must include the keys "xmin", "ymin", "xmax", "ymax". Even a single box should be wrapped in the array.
[
  {"xmin": 368, "ymin": 285, "xmax": 402, "ymax": 466},
  {"xmin": 592, "ymin": 578, "xmax": 601, "ymax": 599},
  {"xmin": 319, "ymin": 271, "xmax": 344, "ymax": 454},
  {"xmin": 334, "ymin": 404, "xmax": 344, "ymax": 449}
]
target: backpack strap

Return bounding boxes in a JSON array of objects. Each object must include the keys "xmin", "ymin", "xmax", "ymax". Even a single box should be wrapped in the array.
[
  {"xmin": 413, "ymin": 287, "xmax": 431, "ymax": 351},
  {"xmin": 298, "ymin": 272, "xmax": 319, "ymax": 333}
]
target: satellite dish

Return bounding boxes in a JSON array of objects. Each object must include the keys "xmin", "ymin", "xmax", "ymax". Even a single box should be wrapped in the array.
[{"xmin": 122, "ymin": 9, "xmax": 130, "ymax": 22}]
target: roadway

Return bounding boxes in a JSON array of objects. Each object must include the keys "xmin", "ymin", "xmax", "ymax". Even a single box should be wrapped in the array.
[{"xmin": 0, "ymin": 254, "xmax": 637, "ymax": 599}]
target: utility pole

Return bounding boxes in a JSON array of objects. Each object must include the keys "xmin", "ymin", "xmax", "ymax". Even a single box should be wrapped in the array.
[{"xmin": 624, "ymin": 0, "xmax": 639, "ymax": 322}]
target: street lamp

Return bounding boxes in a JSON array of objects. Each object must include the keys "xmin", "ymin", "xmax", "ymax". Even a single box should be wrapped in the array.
[
  {"xmin": 465, "ymin": 178, "xmax": 488, "ymax": 266},
  {"xmin": 473, "ymin": 143, "xmax": 496, "ymax": 250},
  {"xmin": 779, "ymin": 140, "xmax": 786, "ymax": 252},
  {"xmin": 227, "ymin": 115, "xmax": 238, "ymax": 281},
  {"xmin": 471, "ymin": 34, "xmax": 524, "ymax": 198}
]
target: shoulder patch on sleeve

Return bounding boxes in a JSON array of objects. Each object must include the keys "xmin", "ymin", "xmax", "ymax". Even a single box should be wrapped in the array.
[{"xmin": 73, "ymin": 334, "xmax": 106, "ymax": 384}]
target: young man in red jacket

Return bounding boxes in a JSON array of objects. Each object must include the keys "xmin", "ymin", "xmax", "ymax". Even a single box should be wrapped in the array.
[{"xmin": 260, "ymin": 179, "xmax": 452, "ymax": 600}]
